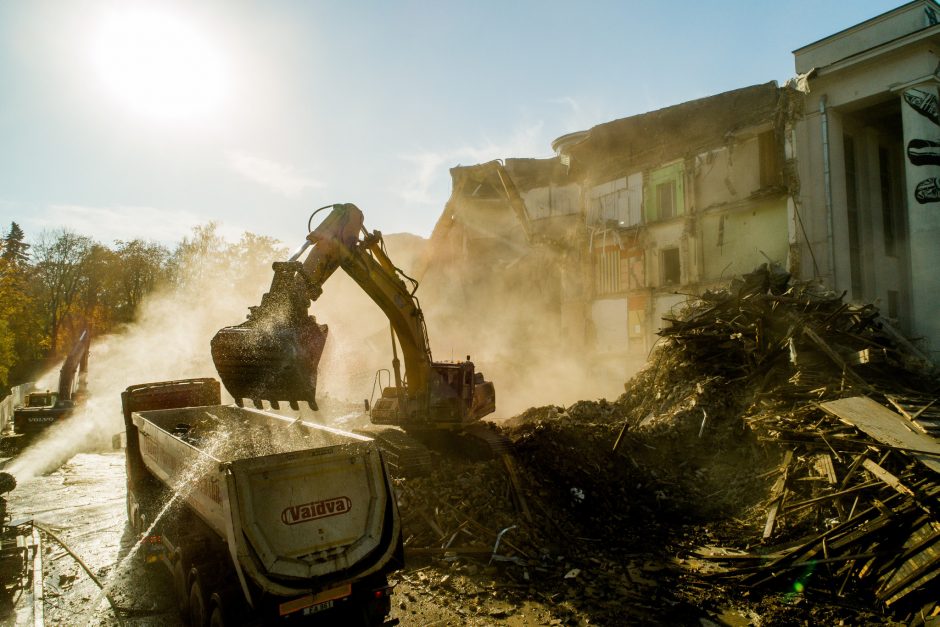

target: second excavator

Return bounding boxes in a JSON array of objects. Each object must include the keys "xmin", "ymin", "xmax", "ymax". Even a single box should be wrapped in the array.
[{"xmin": 210, "ymin": 203, "xmax": 495, "ymax": 433}]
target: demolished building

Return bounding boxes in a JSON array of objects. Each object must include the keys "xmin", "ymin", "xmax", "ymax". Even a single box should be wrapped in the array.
[
  {"xmin": 422, "ymin": 0, "xmax": 940, "ymax": 385},
  {"xmin": 422, "ymin": 82, "xmax": 797, "ymax": 385}
]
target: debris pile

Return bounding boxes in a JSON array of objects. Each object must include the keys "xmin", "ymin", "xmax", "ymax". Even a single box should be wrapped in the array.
[
  {"xmin": 651, "ymin": 266, "xmax": 940, "ymax": 616},
  {"xmin": 394, "ymin": 266, "xmax": 939, "ymax": 623}
]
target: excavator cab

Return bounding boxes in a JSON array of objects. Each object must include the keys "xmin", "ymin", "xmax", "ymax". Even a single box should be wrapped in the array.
[{"xmin": 25, "ymin": 391, "xmax": 58, "ymax": 408}]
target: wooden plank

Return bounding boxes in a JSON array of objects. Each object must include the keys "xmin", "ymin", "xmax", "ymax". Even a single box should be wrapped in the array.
[
  {"xmin": 861, "ymin": 459, "xmax": 915, "ymax": 498},
  {"xmin": 814, "ymin": 453, "xmax": 837, "ymax": 484},
  {"xmin": 878, "ymin": 523, "xmax": 940, "ymax": 605},
  {"xmin": 783, "ymin": 480, "xmax": 879, "ymax": 513},
  {"xmin": 501, "ymin": 454, "xmax": 532, "ymax": 523},
  {"xmin": 885, "ymin": 395, "xmax": 929, "ymax": 435},
  {"xmin": 801, "ymin": 325, "xmax": 867, "ymax": 386},
  {"xmin": 31, "ymin": 526, "xmax": 43, "ymax": 627},
  {"xmin": 763, "ymin": 450, "xmax": 793, "ymax": 540},
  {"xmin": 819, "ymin": 396, "xmax": 940, "ymax": 474}
]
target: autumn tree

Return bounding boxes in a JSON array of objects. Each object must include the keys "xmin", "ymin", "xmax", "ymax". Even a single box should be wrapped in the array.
[
  {"xmin": 75, "ymin": 243, "xmax": 118, "ymax": 335},
  {"xmin": 32, "ymin": 229, "xmax": 93, "ymax": 353},
  {"xmin": 167, "ymin": 222, "xmax": 227, "ymax": 290},
  {"xmin": 112, "ymin": 239, "xmax": 170, "ymax": 320}
]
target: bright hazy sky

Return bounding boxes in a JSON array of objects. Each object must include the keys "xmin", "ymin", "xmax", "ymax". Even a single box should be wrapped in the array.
[{"xmin": 0, "ymin": 1, "xmax": 904, "ymax": 247}]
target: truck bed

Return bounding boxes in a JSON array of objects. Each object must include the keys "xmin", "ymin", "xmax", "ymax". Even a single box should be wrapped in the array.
[
  {"xmin": 136, "ymin": 404, "xmax": 366, "ymax": 461},
  {"xmin": 133, "ymin": 405, "xmax": 399, "ymax": 589}
]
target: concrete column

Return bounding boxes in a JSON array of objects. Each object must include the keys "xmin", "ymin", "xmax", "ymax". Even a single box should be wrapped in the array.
[{"xmin": 900, "ymin": 81, "xmax": 940, "ymax": 358}]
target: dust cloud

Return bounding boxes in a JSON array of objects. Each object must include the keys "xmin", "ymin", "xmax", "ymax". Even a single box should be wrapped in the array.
[
  {"xmin": 417, "ymin": 241, "xmax": 633, "ymax": 418},
  {"xmin": 32, "ymin": 364, "xmax": 61, "ymax": 392},
  {"xmin": 5, "ymin": 227, "xmax": 441, "ymax": 481},
  {"xmin": 7, "ymin": 212, "xmax": 632, "ymax": 482},
  {"xmin": 7, "ymin": 238, "xmax": 280, "ymax": 482}
]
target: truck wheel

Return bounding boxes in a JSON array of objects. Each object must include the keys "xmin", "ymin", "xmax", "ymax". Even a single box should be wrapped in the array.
[
  {"xmin": 173, "ymin": 554, "xmax": 190, "ymax": 614},
  {"xmin": 355, "ymin": 576, "xmax": 392, "ymax": 626},
  {"xmin": 188, "ymin": 576, "xmax": 208, "ymax": 627},
  {"xmin": 208, "ymin": 606, "xmax": 225, "ymax": 627}
]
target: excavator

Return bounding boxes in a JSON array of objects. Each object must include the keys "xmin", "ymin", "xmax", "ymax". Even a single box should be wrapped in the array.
[
  {"xmin": 210, "ymin": 203, "xmax": 496, "ymax": 435},
  {"xmin": 11, "ymin": 329, "xmax": 91, "ymax": 440}
]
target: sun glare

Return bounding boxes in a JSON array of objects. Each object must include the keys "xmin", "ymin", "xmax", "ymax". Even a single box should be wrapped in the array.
[{"xmin": 90, "ymin": 7, "xmax": 228, "ymax": 123}]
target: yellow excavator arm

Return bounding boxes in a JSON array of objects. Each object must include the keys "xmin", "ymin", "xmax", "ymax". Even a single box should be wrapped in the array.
[{"xmin": 211, "ymin": 203, "xmax": 495, "ymax": 430}]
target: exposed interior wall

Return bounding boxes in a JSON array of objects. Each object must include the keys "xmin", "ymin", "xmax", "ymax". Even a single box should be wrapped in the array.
[
  {"xmin": 700, "ymin": 198, "xmax": 790, "ymax": 282},
  {"xmin": 591, "ymin": 297, "xmax": 628, "ymax": 354},
  {"xmin": 694, "ymin": 137, "xmax": 763, "ymax": 209},
  {"xmin": 522, "ymin": 184, "xmax": 580, "ymax": 220},
  {"xmin": 644, "ymin": 220, "xmax": 688, "ymax": 287},
  {"xmin": 652, "ymin": 293, "xmax": 691, "ymax": 335}
]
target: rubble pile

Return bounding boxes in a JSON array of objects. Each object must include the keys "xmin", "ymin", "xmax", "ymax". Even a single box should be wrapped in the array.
[
  {"xmin": 395, "ymin": 413, "xmax": 704, "ymax": 625},
  {"xmin": 395, "ymin": 266, "xmax": 939, "ymax": 623},
  {"xmin": 648, "ymin": 266, "xmax": 940, "ymax": 617}
]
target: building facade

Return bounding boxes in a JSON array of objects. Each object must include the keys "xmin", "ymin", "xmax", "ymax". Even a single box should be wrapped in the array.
[
  {"xmin": 424, "ymin": 0, "xmax": 940, "ymax": 373},
  {"xmin": 791, "ymin": 0, "xmax": 940, "ymax": 359}
]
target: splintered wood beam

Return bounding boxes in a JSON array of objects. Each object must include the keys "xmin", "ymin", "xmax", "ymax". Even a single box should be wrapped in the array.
[
  {"xmin": 861, "ymin": 459, "xmax": 915, "ymax": 499},
  {"xmin": 819, "ymin": 396, "xmax": 940, "ymax": 474},
  {"xmin": 885, "ymin": 395, "xmax": 929, "ymax": 435},
  {"xmin": 814, "ymin": 452, "xmax": 838, "ymax": 484},
  {"xmin": 763, "ymin": 450, "xmax": 793, "ymax": 540},
  {"xmin": 783, "ymin": 480, "xmax": 880, "ymax": 514},
  {"xmin": 800, "ymin": 325, "xmax": 867, "ymax": 387}
]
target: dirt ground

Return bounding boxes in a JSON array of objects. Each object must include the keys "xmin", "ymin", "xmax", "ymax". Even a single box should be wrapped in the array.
[
  {"xmin": 3, "ymin": 450, "xmax": 632, "ymax": 626},
  {"xmin": 0, "ymin": 444, "xmax": 902, "ymax": 627},
  {"xmin": 0, "ymin": 447, "xmax": 790, "ymax": 627}
]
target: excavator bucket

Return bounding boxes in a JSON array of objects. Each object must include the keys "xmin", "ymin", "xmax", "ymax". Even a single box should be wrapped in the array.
[{"xmin": 211, "ymin": 261, "xmax": 328, "ymax": 410}]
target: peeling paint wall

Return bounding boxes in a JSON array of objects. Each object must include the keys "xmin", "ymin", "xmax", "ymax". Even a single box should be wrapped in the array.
[
  {"xmin": 700, "ymin": 198, "xmax": 789, "ymax": 282},
  {"xmin": 693, "ymin": 136, "xmax": 765, "ymax": 209}
]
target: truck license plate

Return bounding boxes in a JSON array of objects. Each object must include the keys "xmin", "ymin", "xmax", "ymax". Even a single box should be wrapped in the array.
[{"xmin": 302, "ymin": 600, "xmax": 333, "ymax": 616}]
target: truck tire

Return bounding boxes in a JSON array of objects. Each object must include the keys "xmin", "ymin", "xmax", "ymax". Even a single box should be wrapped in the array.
[
  {"xmin": 173, "ymin": 552, "xmax": 191, "ymax": 615},
  {"xmin": 188, "ymin": 575, "xmax": 208, "ymax": 627},
  {"xmin": 354, "ymin": 576, "xmax": 392, "ymax": 626},
  {"xmin": 207, "ymin": 588, "xmax": 243, "ymax": 627},
  {"xmin": 208, "ymin": 606, "xmax": 225, "ymax": 627}
]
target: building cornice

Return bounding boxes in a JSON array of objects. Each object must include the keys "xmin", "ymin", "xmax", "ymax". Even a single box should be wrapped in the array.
[{"xmin": 814, "ymin": 23, "xmax": 940, "ymax": 78}]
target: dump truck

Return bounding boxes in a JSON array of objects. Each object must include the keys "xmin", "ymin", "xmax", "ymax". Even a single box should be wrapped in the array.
[{"xmin": 122, "ymin": 377, "xmax": 403, "ymax": 626}]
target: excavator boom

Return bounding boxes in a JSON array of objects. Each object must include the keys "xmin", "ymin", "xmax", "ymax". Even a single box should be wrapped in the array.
[{"xmin": 210, "ymin": 203, "xmax": 495, "ymax": 430}]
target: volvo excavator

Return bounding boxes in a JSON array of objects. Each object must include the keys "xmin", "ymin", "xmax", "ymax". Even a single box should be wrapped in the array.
[
  {"xmin": 210, "ymin": 203, "xmax": 496, "ymax": 436},
  {"xmin": 10, "ymin": 329, "xmax": 90, "ymax": 443}
]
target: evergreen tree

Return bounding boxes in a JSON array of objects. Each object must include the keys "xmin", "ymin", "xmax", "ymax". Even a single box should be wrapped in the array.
[
  {"xmin": 1, "ymin": 222, "xmax": 30, "ymax": 267},
  {"xmin": 0, "ymin": 222, "xmax": 34, "ymax": 388}
]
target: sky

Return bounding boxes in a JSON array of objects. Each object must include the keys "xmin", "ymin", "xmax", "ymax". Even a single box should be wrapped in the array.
[{"xmin": 0, "ymin": 0, "xmax": 906, "ymax": 248}]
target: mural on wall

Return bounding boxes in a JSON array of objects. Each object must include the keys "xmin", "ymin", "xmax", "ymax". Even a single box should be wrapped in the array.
[
  {"xmin": 903, "ymin": 88, "xmax": 939, "ymax": 125},
  {"xmin": 904, "ymin": 87, "xmax": 940, "ymax": 204},
  {"xmin": 907, "ymin": 139, "xmax": 940, "ymax": 165},
  {"xmin": 915, "ymin": 178, "xmax": 940, "ymax": 204}
]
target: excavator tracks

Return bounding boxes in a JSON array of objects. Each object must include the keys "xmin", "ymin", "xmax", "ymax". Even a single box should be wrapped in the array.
[{"xmin": 354, "ymin": 427, "xmax": 434, "ymax": 478}]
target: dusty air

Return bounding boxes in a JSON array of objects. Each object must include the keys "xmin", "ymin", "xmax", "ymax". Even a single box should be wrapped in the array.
[{"xmin": 0, "ymin": 2, "xmax": 938, "ymax": 626}]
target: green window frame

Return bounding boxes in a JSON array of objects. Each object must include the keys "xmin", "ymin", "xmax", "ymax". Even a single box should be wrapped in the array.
[{"xmin": 645, "ymin": 163, "xmax": 685, "ymax": 222}]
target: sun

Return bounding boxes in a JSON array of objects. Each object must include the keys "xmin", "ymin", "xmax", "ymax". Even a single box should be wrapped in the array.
[{"xmin": 90, "ymin": 7, "xmax": 228, "ymax": 123}]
